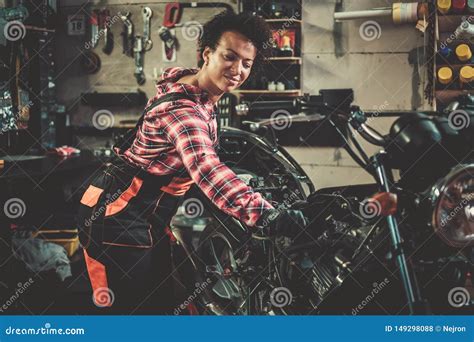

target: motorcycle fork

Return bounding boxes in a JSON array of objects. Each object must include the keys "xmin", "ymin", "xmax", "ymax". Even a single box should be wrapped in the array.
[{"xmin": 370, "ymin": 152, "xmax": 429, "ymax": 314}]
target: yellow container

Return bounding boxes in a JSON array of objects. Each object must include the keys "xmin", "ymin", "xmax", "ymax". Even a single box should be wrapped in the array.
[
  {"xmin": 437, "ymin": 0, "xmax": 452, "ymax": 14},
  {"xmin": 460, "ymin": 66, "xmax": 473, "ymax": 86},
  {"xmin": 456, "ymin": 44, "xmax": 472, "ymax": 62},
  {"xmin": 438, "ymin": 66, "xmax": 453, "ymax": 84}
]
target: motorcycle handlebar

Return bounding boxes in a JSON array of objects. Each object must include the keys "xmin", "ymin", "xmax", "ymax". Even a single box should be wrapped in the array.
[
  {"xmin": 357, "ymin": 123, "xmax": 387, "ymax": 146},
  {"xmin": 237, "ymin": 98, "xmax": 389, "ymax": 150}
]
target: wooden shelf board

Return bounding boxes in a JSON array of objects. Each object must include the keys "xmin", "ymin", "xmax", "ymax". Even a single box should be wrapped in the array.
[
  {"xmin": 265, "ymin": 18, "xmax": 302, "ymax": 24},
  {"xmin": 232, "ymin": 89, "xmax": 302, "ymax": 97},
  {"xmin": 435, "ymin": 89, "xmax": 474, "ymax": 103},
  {"xmin": 267, "ymin": 57, "xmax": 302, "ymax": 64},
  {"xmin": 437, "ymin": 14, "xmax": 466, "ymax": 33}
]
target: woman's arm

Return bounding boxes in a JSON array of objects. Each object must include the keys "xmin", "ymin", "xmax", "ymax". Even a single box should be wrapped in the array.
[{"xmin": 161, "ymin": 107, "xmax": 273, "ymax": 227}]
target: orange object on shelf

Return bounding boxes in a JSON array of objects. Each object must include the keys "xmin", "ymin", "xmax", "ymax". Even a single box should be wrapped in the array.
[
  {"xmin": 459, "ymin": 65, "xmax": 473, "ymax": 87},
  {"xmin": 452, "ymin": 0, "xmax": 467, "ymax": 13},
  {"xmin": 437, "ymin": 66, "xmax": 454, "ymax": 84},
  {"xmin": 456, "ymin": 44, "xmax": 472, "ymax": 62},
  {"xmin": 437, "ymin": 0, "xmax": 452, "ymax": 13}
]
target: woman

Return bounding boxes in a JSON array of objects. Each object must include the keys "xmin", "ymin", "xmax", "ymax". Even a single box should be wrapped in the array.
[{"xmin": 77, "ymin": 11, "xmax": 306, "ymax": 314}]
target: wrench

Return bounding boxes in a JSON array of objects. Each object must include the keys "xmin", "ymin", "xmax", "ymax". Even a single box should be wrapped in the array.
[
  {"xmin": 133, "ymin": 35, "xmax": 145, "ymax": 85},
  {"xmin": 142, "ymin": 7, "xmax": 153, "ymax": 51},
  {"xmin": 118, "ymin": 11, "xmax": 134, "ymax": 57},
  {"xmin": 102, "ymin": 9, "xmax": 114, "ymax": 55},
  {"xmin": 90, "ymin": 9, "xmax": 100, "ymax": 48}
]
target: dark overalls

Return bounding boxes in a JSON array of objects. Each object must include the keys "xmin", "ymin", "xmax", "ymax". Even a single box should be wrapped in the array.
[{"xmin": 77, "ymin": 93, "xmax": 195, "ymax": 314}]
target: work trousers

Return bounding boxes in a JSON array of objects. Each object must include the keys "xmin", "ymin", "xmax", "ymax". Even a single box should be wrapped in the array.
[{"xmin": 77, "ymin": 157, "xmax": 193, "ymax": 314}]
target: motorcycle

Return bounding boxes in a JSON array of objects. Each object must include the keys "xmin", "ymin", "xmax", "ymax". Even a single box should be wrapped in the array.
[{"xmin": 170, "ymin": 93, "xmax": 474, "ymax": 315}]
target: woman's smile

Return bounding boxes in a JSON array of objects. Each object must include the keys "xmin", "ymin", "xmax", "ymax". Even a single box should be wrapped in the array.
[{"xmin": 224, "ymin": 75, "xmax": 240, "ymax": 86}]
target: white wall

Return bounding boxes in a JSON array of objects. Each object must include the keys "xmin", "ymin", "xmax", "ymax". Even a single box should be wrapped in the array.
[
  {"xmin": 288, "ymin": 0, "xmax": 430, "ymax": 189},
  {"xmin": 55, "ymin": 0, "xmax": 237, "ymax": 129},
  {"xmin": 50, "ymin": 0, "xmax": 424, "ymax": 188}
]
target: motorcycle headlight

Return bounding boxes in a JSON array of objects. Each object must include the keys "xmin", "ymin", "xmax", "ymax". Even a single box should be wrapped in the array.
[{"xmin": 431, "ymin": 164, "xmax": 474, "ymax": 247}]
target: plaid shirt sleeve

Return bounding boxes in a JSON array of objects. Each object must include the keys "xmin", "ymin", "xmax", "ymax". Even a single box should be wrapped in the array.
[{"xmin": 162, "ymin": 106, "xmax": 273, "ymax": 227}]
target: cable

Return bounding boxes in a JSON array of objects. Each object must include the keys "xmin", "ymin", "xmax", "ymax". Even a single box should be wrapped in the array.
[
  {"xmin": 328, "ymin": 119, "xmax": 371, "ymax": 173},
  {"xmin": 347, "ymin": 125, "xmax": 370, "ymax": 164}
]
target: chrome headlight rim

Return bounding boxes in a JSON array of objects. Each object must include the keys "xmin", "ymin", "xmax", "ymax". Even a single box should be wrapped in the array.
[{"xmin": 431, "ymin": 164, "xmax": 474, "ymax": 248}]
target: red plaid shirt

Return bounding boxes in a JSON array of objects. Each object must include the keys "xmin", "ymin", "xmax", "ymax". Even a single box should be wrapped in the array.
[{"xmin": 120, "ymin": 67, "xmax": 273, "ymax": 227}]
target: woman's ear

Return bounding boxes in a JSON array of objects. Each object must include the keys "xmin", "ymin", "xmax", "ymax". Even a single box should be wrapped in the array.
[{"xmin": 202, "ymin": 47, "xmax": 211, "ymax": 66}]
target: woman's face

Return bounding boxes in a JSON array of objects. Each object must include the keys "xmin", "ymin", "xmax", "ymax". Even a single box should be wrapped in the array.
[{"xmin": 203, "ymin": 31, "xmax": 257, "ymax": 92}]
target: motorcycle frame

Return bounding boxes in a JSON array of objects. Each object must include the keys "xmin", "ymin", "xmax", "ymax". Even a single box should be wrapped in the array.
[{"xmin": 172, "ymin": 112, "xmax": 432, "ymax": 314}]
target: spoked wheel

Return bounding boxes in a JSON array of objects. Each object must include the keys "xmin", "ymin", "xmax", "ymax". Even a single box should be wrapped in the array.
[{"xmin": 196, "ymin": 221, "xmax": 270, "ymax": 315}]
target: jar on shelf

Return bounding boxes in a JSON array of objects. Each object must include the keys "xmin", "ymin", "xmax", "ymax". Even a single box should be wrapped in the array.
[
  {"xmin": 437, "ymin": 66, "xmax": 455, "ymax": 89},
  {"xmin": 459, "ymin": 65, "xmax": 474, "ymax": 88},
  {"xmin": 468, "ymin": 0, "xmax": 474, "ymax": 12},
  {"xmin": 452, "ymin": 0, "xmax": 467, "ymax": 13},
  {"xmin": 438, "ymin": 45, "xmax": 455, "ymax": 64},
  {"xmin": 437, "ymin": 0, "xmax": 452, "ymax": 14},
  {"xmin": 455, "ymin": 43, "xmax": 473, "ymax": 62}
]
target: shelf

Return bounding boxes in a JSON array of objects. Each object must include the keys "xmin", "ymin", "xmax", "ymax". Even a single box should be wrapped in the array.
[
  {"xmin": 436, "ymin": 63, "xmax": 473, "ymax": 70},
  {"xmin": 437, "ymin": 36, "xmax": 474, "ymax": 47},
  {"xmin": 232, "ymin": 89, "xmax": 302, "ymax": 97},
  {"xmin": 437, "ymin": 14, "xmax": 466, "ymax": 33},
  {"xmin": 265, "ymin": 18, "xmax": 302, "ymax": 24},
  {"xmin": 267, "ymin": 57, "xmax": 302, "ymax": 64},
  {"xmin": 434, "ymin": 11, "xmax": 474, "ymax": 109},
  {"xmin": 435, "ymin": 89, "xmax": 474, "ymax": 104}
]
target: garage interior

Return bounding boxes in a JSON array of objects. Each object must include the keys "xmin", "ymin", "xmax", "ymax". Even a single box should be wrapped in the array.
[{"xmin": 0, "ymin": 0, "xmax": 473, "ymax": 315}]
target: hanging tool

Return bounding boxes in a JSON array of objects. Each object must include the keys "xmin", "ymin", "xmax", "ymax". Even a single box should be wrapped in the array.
[
  {"xmin": 157, "ymin": 2, "xmax": 234, "ymax": 63},
  {"xmin": 133, "ymin": 35, "xmax": 145, "ymax": 85},
  {"xmin": 90, "ymin": 9, "xmax": 100, "ymax": 48},
  {"xmin": 159, "ymin": 3, "xmax": 182, "ymax": 62},
  {"xmin": 163, "ymin": 2, "xmax": 182, "ymax": 28},
  {"xmin": 101, "ymin": 9, "xmax": 114, "ymax": 54},
  {"xmin": 142, "ymin": 7, "xmax": 153, "ymax": 51},
  {"xmin": 158, "ymin": 26, "xmax": 177, "ymax": 62},
  {"xmin": 118, "ymin": 11, "xmax": 134, "ymax": 57},
  {"xmin": 81, "ymin": 51, "xmax": 101, "ymax": 74},
  {"xmin": 130, "ymin": 7, "xmax": 153, "ymax": 84}
]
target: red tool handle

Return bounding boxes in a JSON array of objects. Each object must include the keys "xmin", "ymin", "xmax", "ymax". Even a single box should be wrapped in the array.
[
  {"xmin": 163, "ymin": 2, "xmax": 182, "ymax": 28},
  {"xmin": 90, "ymin": 10, "xmax": 99, "ymax": 26}
]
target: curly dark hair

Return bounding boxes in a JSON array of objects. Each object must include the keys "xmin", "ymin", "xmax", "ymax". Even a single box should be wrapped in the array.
[{"xmin": 198, "ymin": 11, "xmax": 272, "ymax": 80}]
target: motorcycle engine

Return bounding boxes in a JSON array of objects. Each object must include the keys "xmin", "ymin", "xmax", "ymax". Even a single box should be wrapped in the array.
[{"xmin": 278, "ymin": 191, "xmax": 402, "ymax": 314}]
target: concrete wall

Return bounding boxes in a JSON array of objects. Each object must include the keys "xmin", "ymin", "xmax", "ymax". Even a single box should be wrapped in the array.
[
  {"xmin": 55, "ymin": 0, "xmax": 237, "ymax": 129},
  {"xmin": 288, "ymin": 0, "xmax": 430, "ymax": 189},
  {"xmin": 51, "ymin": 0, "xmax": 428, "ymax": 189}
]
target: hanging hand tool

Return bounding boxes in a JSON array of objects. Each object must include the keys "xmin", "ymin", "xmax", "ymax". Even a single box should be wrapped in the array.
[
  {"xmin": 81, "ymin": 51, "xmax": 101, "ymax": 74},
  {"xmin": 142, "ymin": 7, "xmax": 153, "ymax": 51},
  {"xmin": 159, "ymin": 3, "xmax": 182, "ymax": 62},
  {"xmin": 101, "ymin": 9, "xmax": 114, "ymax": 54},
  {"xmin": 131, "ymin": 7, "xmax": 153, "ymax": 84},
  {"xmin": 162, "ymin": 2, "xmax": 182, "ymax": 29},
  {"xmin": 118, "ymin": 11, "xmax": 134, "ymax": 57},
  {"xmin": 133, "ymin": 35, "xmax": 145, "ymax": 85},
  {"xmin": 90, "ymin": 9, "xmax": 100, "ymax": 48}
]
